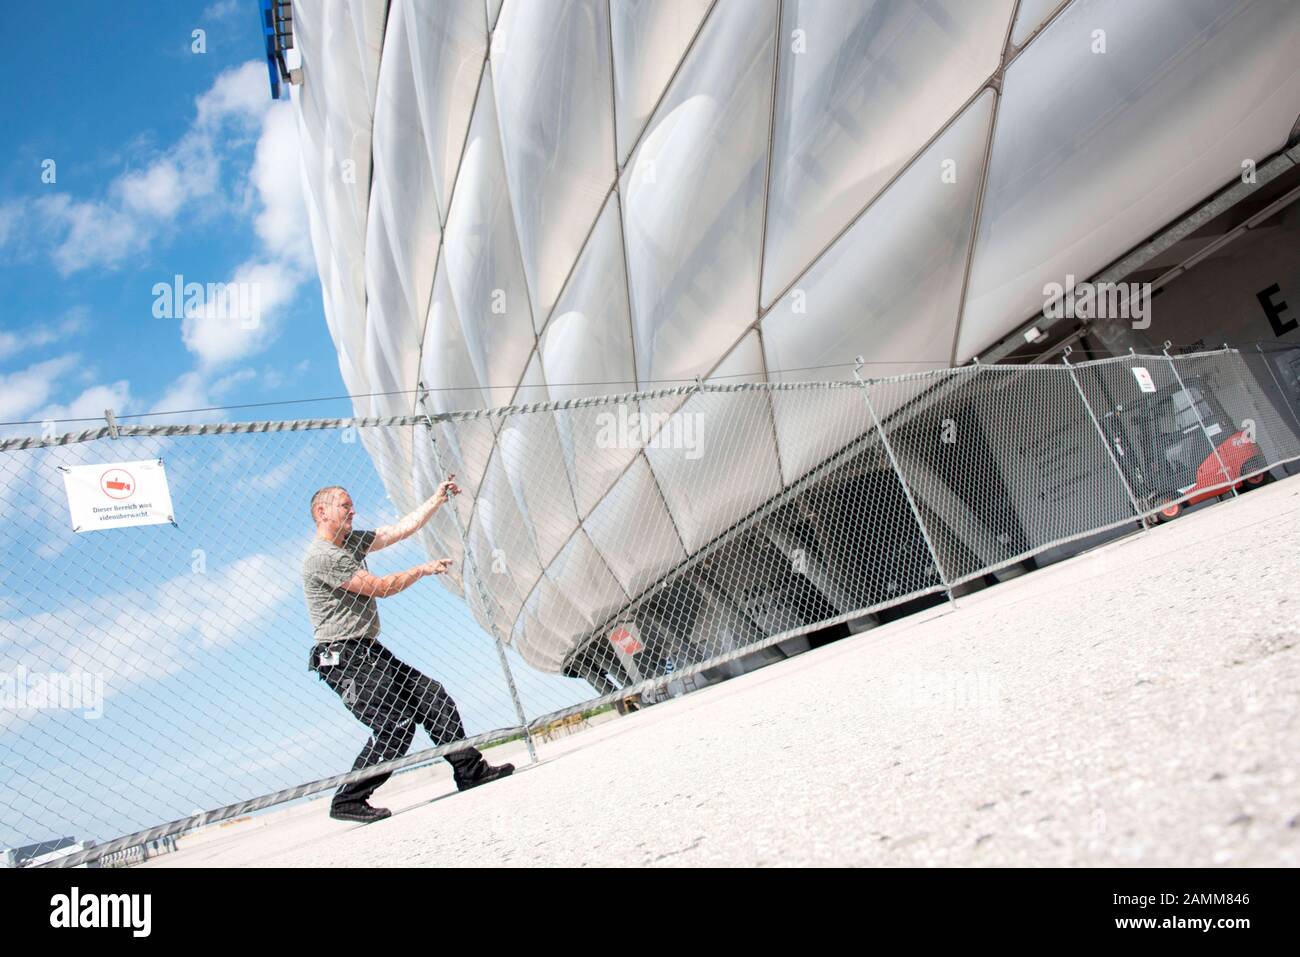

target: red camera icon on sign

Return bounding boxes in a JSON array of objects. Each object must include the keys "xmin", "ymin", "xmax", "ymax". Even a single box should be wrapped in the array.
[{"xmin": 99, "ymin": 469, "xmax": 135, "ymax": 500}]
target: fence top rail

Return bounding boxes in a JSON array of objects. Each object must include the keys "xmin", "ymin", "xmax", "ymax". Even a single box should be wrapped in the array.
[
  {"xmin": 425, "ymin": 378, "xmax": 864, "ymax": 422},
  {"xmin": 0, "ymin": 349, "xmax": 1240, "ymax": 452},
  {"xmin": 0, "ymin": 414, "xmax": 429, "ymax": 452}
]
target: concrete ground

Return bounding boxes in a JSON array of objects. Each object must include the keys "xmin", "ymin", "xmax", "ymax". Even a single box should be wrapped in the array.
[{"xmin": 146, "ymin": 475, "xmax": 1300, "ymax": 867}]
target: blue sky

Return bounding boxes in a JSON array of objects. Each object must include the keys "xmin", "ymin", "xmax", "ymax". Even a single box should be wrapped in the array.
[
  {"xmin": 0, "ymin": 0, "xmax": 349, "ymax": 434},
  {"xmin": 0, "ymin": 2, "xmax": 591, "ymax": 849}
]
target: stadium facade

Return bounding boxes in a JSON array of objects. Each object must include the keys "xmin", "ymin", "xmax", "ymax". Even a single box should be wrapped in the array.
[{"xmin": 276, "ymin": 0, "xmax": 1300, "ymax": 687}]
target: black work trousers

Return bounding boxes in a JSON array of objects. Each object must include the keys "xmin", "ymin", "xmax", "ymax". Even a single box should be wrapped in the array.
[{"xmin": 310, "ymin": 639, "xmax": 486, "ymax": 808}]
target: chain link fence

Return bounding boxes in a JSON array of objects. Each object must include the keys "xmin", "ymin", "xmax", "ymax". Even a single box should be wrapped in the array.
[{"xmin": 3, "ymin": 347, "xmax": 1298, "ymax": 867}]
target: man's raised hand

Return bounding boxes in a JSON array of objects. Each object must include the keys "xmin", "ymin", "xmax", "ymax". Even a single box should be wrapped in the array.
[
  {"xmin": 434, "ymin": 477, "xmax": 461, "ymax": 506},
  {"xmin": 373, "ymin": 478, "xmax": 461, "ymax": 552},
  {"xmin": 421, "ymin": 558, "xmax": 455, "ymax": 576}
]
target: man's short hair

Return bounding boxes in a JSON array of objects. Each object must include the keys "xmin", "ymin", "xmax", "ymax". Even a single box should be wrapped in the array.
[{"xmin": 310, "ymin": 486, "xmax": 347, "ymax": 523}]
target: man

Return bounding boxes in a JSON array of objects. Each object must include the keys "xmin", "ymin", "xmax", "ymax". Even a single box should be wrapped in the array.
[{"xmin": 302, "ymin": 481, "xmax": 513, "ymax": 824}]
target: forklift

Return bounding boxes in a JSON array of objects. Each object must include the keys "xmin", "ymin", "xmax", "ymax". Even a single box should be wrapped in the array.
[{"xmin": 1101, "ymin": 374, "xmax": 1269, "ymax": 524}]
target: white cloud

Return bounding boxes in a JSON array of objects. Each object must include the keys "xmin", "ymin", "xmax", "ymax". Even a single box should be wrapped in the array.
[
  {"xmin": 0, "ymin": 312, "xmax": 87, "ymax": 362},
  {"xmin": 251, "ymin": 105, "xmax": 314, "ymax": 269},
  {"xmin": 166, "ymin": 98, "xmax": 314, "ymax": 372},
  {"xmin": 54, "ymin": 311, "xmax": 88, "ymax": 339},
  {"xmin": 144, "ymin": 367, "xmax": 257, "ymax": 421},
  {"xmin": 202, "ymin": 0, "xmax": 242, "ymax": 20},
  {"xmin": 40, "ymin": 194, "xmax": 148, "ymax": 274},
  {"xmin": 212, "ymin": 367, "xmax": 257, "ymax": 394},
  {"xmin": 145, "ymin": 370, "xmax": 218, "ymax": 420},
  {"xmin": 195, "ymin": 60, "xmax": 270, "ymax": 130},
  {"xmin": 236, "ymin": 258, "xmax": 301, "ymax": 315},
  {"xmin": 0, "ymin": 541, "xmax": 304, "ymax": 734},
  {"xmin": 176, "ymin": 308, "xmax": 253, "ymax": 367},
  {"xmin": 19, "ymin": 60, "xmax": 271, "ymax": 276},
  {"xmin": 259, "ymin": 358, "xmax": 309, "ymax": 392},
  {"xmin": 167, "ymin": 81, "xmax": 312, "ymax": 373},
  {"xmin": 179, "ymin": 256, "xmax": 308, "ymax": 368},
  {"xmin": 34, "ymin": 380, "xmax": 132, "ymax": 426},
  {"xmin": 0, "ymin": 374, "xmax": 131, "ymax": 442},
  {"xmin": 113, "ymin": 119, "xmax": 222, "ymax": 229},
  {"xmin": 0, "ymin": 355, "xmax": 80, "ymax": 420},
  {"xmin": 249, "ymin": 446, "xmax": 318, "ymax": 491},
  {"xmin": 116, "ymin": 160, "xmax": 187, "ymax": 219},
  {"xmin": 1, "ymin": 60, "xmax": 318, "ymax": 421},
  {"xmin": 0, "ymin": 375, "xmax": 132, "ymax": 444},
  {"xmin": 171, "ymin": 98, "xmax": 314, "ymax": 371}
]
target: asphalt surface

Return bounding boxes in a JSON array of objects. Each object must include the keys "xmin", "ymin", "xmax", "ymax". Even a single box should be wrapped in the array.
[{"xmin": 149, "ymin": 475, "xmax": 1300, "ymax": 867}]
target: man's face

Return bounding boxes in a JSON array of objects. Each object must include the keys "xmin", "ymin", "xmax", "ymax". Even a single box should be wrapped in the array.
[{"xmin": 325, "ymin": 490, "xmax": 355, "ymax": 535}]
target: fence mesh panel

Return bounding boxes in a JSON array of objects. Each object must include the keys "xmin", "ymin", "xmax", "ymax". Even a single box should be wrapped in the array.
[
  {"xmin": 1071, "ymin": 351, "xmax": 1300, "ymax": 517},
  {"xmin": 1174, "ymin": 350, "xmax": 1300, "ymax": 477},
  {"xmin": 2, "ymin": 348, "xmax": 1298, "ymax": 867},
  {"xmin": 0, "ymin": 422, "xmax": 587, "ymax": 865},
  {"xmin": 870, "ymin": 364, "xmax": 1143, "ymax": 586},
  {"xmin": 1243, "ymin": 343, "xmax": 1300, "ymax": 444}
]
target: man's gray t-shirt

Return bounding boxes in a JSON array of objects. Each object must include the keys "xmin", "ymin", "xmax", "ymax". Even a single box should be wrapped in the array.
[{"xmin": 302, "ymin": 529, "xmax": 380, "ymax": 643}]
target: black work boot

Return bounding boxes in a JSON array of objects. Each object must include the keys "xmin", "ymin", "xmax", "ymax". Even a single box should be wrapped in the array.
[
  {"xmin": 329, "ymin": 801, "xmax": 392, "ymax": 823},
  {"xmin": 454, "ymin": 761, "xmax": 515, "ymax": 792}
]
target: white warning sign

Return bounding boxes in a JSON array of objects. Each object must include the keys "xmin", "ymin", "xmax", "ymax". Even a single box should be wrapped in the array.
[
  {"xmin": 1131, "ymin": 367, "xmax": 1157, "ymax": 393},
  {"xmin": 62, "ymin": 459, "xmax": 175, "ymax": 533}
]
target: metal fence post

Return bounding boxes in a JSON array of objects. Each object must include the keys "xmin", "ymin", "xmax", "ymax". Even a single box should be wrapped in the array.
[
  {"xmin": 852, "ymin": 358, "xmax": 957, "ymax": 606},
  {"xmin": 1162, "ymin": 343, "xmax": 1237, "ymax": 498},
  {"xmin": 1062, "ymin": 347, "xmax": 1150, "ymax": 532},
  {"xmin": 417, "ymin": 402, "xmax": 538, "ymax": 765}
]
